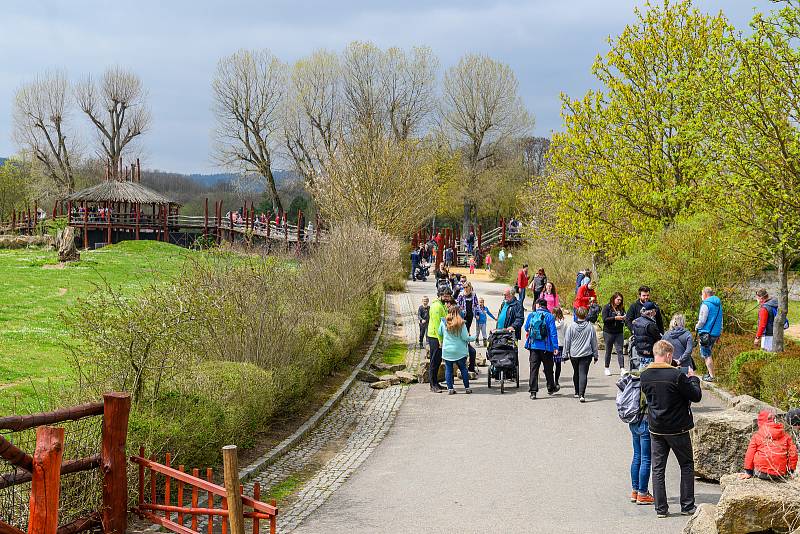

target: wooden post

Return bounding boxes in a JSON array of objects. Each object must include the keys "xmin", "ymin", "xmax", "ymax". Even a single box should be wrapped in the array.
[
  {"xmin": 105, "ymin": 201, "xmax": 111, "ymax": 245},
  {"xmin": 222, "ymin": 446, "xmax": 245, "ymax": 534},
  {"xmin": 500, "ymin": 216, "xmax": 506, "ymax": 247},
  {"xmin": 28, "ymin": 426, "xmax": 65, "ymax": 534},
  {"xmin": 101, "ymin": 392, "xmax": 131, "ymax": 534},
  {"xmin": 204, "ymin": 198, "xmax": 208, "ymax": 237},
  {"xmin": 135, "ymin": 204, "xmax": 140, "ymax": 240},
  {"xmin": 478, "ymin": 224, "xmax": 483, "ymax": 252},
  {"xmin": 162, "ymin": 206, "xmax": 168, "ymax": 243},
  {"xmin": 82, "ymin": 202, "xmax": 88, "ymax": 249}
]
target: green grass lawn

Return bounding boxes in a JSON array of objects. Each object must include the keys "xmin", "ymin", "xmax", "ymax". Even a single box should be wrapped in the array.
[
  {"xmin": 381, "ymin": 341, "xmax": 408, "ymax": 365},
  {"xmin": 0, "ymin": 241, "xmax": 192, "ymax": 414}
]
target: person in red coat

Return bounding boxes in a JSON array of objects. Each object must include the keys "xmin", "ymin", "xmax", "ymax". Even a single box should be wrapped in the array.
[
  {"xmin": 517, "ymin": 264, "xmax": 530, "ymax": 307},
  {"xmin": 573, "ymin": 281, "xmax": 598, "ymax": 313},
  {"xmin": 741, "ymin": 410, "xmax": 798, "ymax": 480}
]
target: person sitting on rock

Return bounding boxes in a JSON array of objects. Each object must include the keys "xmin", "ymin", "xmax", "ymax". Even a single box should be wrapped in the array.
[{"xmin": 740, "ymin": 410, "xmax": 798, "ymax": 481}]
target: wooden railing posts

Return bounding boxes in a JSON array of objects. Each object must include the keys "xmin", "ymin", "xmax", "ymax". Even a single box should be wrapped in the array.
[
  {"xmin": 222, "ymin": 446, "xmax": 244, "ymax": 534},
  {"xmin": 28, "ymin": 427, "xmax": 65, "ymax": 534},
  {"xmin": 101, "ymin": 393, "xmax": 131, "ymax": 534}
]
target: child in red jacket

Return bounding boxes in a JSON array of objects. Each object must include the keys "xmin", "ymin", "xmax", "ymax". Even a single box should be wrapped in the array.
[{"xmin": 740, "ymin": 410, "xmax": 798, "ymax": 480}]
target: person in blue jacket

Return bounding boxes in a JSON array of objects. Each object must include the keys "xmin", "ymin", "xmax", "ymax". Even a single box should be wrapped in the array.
[
  {"xmin": 695, "ymin": 287, "xmax": 723, "ymax": 382},
  {"xmin": 524, "ymin": 298, "xmax": 560, "ymax": 399}
]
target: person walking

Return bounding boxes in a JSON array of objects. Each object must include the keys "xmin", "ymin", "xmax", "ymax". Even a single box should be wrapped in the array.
[
  {"xmin": 553, "ymin": 307, "xmax": 566, "ymax": 387},
  {"xmin": 466, "ymin": 231, "xmax": 476, "ymax": 255},
  {"xmin": 640, "ymin": 340, "xmax": 702, "ymax": 518},
  {"xmin": 573, "ymin": 280, "xmax": 597, "ymax": 316},
  {"xmin": 664, "ymin": 314, "xmax": 694, "ymax": 374},
  {"xmin": 426, "ymin": 287, "xmax": 452, "ymax": 393},
  {"xmin": 410, "ymin": 248, "xmax": 420, "ymax": 281},
  {"xmin": 563, "ymin": 306, "xmax": 599, "ymax": 403},
  {"xmin": 532, "ymin": 268, "xmax": 548, "ymax": 302},
  {"xmin": 517, "ymin": 264, "xmax": 530, "ymax": 308},
  {"xmin": 456, "ymin": 282, "xmax": 479, "ymax": 334},
  {"xmin": 485, "ymin": 253, "xmax": 492, "ymax": 272},
  {"xmin": 468, "ymin": 256, "xmax": 476, "ymax": 274},
  {"xmin": 437, "ymin": 304, "xmax": 475, "ymax": 394},
  {"xmin": 602, "ymin": 292, "xmax": 627, "ymax": 376},
  {"xmin": 541, "ymin": 281, "xmax": 560, "ymax": 312},
  {"xmin": 617, "ymin": 370, "xmax": 654, "ymax": 505},
  {"xmin": 626, "ymin": 286, "xmax": 665, "ymax": 334},
  {"xmin": 524, "ymin": 299, "xmax": 560, "ymax": 399},
  {"xmin": 418, "ymin": 297, "xmax": 430, "ymax": 349},
  {"xmin": 498, "ymin": 248, "xmax": 506, "ymax": 263},
  {"xmin": 631, "ymin": 302, "xmax": 662, "ymax": 368},
  {"xmin": 497, "ymin": 287, "xmax": 525, "ymax": 341},
  {"xmin": 755, "ymin": 289, "xmax": 780, "ymax": 352},
  {"xmin": 695, "ymin": 287, "xmax": 723, "ymax": 382},
  {"xmin": 475, "ymin": 297, "xmax": 496, "ymax": 346}
]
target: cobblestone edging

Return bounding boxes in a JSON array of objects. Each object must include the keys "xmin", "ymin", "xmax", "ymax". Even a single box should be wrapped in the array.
[
  {"xmin": 700, "ymin": 379, "xmax": 735, "ymax": 404},
  {"xmin": 239, "ymin": 294, "xmax": 387, "ymax": 481}
]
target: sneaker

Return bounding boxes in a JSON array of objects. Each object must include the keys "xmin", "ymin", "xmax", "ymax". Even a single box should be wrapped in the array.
[
  {"xmin": 636, "ymin": 492, "xmax": 654, "ymax": 505},
  {"xmin": 430, "ymin": 385, "xmax": 441, "ymax": 393},
  {"xmin": 630, "ymin": 490, "xmax": 638, "ymax": 503},
  {"xmin": 620, "ymin": 368, "xmax": 627, "ymax": 376},
  {"xmin": 703, "ymin": 375, "xmax": 715, "ymax": 382},
  {"xmin": 530, "ymin": 393, "xmax": 537, "ymax": 400},
  {"xmin": 681, "ymin": 507, "xmax": 697, "ymax": 516},
  {"xmin": 656, "ymin": 512, "xmax": 669, "ymax": 518},
  {"xmin": 553, "ymin": 385, "xmax": 561, "ymax": 393},
  {"xmin": 465, "ymin": 388, "xmax": 472, "ymax": 394},
  {"xmin": 448, "ymin": 389, "xmax": 456, "ymax": 395},
  {"xmin": 573, "ymin": 394, "xmax": 580, "ymax": 398},
  {"xmin": 579, "ymin": 396, "xmax": 586, "ymax": 403},
  {"xmin": 604, "ymin": 367, "xmax": 612, "ymax": 376}
]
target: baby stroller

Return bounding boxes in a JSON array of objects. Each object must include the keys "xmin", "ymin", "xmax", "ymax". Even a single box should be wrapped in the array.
[
  {"xmin": 436, "ymin": 277, "xmax": 450, "ymax": 294},
  {"xmin": 486, "ymin": 329, "xmax": 520, "ymax": 394},
  {"xmin": 414, "ymin": 264, "xmax": 429, "ymax": 281}
]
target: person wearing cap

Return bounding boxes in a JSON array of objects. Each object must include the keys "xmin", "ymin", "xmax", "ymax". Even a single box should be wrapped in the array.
[
  {"xmin": 631, "ymin": 302, "xmax": 662, "ymax": 369},
  {"xmin": 426, "ymin": 287, "xmax": 453, "ymax": 393},
  {"xmin": 626, "ymin": 286, "xmax": 665, "ymax": 334}
]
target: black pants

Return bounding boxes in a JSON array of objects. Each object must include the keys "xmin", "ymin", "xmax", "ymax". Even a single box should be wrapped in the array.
[
  {"xmin": 604, "ymin": 332, "xmax": 625, "ymax": 369},
  {"xmin": 554, "ymin": 360, "xmax": 562, "ymax": 384},
  {"xmin": 571, "ymin": 357, "xmax": 591, "ymax": 397},
  {"xmin": 467, "ymin": 344, "xmax": 476, "ymax": 372},
  {"xmin": 529, "ymin": 349, "xmax": 555, "ymax": 393},
  {"xmin": 419, "ymin": 322, "xmax": 428, "ymax": 346},
  {"xmin": 465, "ymin": 311, "xmax": 474, "ymax": 333},
  {"xmin": 427, "ymin": 336, "xmax": 443, "ymax": 387},
  {"xmin": 651, "ymin": 432, "xmax": 695, "ymax": 515}
]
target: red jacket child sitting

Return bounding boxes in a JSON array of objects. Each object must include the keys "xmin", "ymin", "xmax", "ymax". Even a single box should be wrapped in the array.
[{"xmin": 741, "ymin": 410, "xmax": 798, "ymax": 480}]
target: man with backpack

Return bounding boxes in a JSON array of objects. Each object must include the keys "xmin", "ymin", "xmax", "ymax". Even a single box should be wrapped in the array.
[
  {"xmin": 695, "ymin": 287, "xmax": 723, "ymax": 382},
  {"xmin": 616, "ymin": 370, "xmax": 654, "ymax": 506},
  {"xmin": 524, "ymin": 299, "xmax": 559, "ymax": 399},
  {"xmin": 640, "ymin": 340, "xmax": 702, "ymax": 519},
  {"xmin": 755, "ymin": 289, "xmax": 784, "ymax": 352},
  {"xmin": 631, "ymin": 303, "xmax": 661, "ymax": 368}
]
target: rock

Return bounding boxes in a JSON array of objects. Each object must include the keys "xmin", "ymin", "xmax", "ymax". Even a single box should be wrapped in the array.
[
  {"xmin": 371, "ymin": 362, "xmax": 406, "ymax": 372},
  {"xmin": 716, "ymin": 474, "xmax": 800, "ymax": 534},
  {"xmin": 356, "ymin": 370, "xmax": 380, "ymax": 383},
  {"xmin": 369, "ymin": 380, "xmax": 392, "ymax": 389},
  {"xmin": 456, "ymin": 369, "xmax": 477, "ymax": 380},
  {"xmin": 683, "ymin": 504, "xmax": 718, "ymax": 534},
  {"xmin": 417, "ymin": 360, "xmax": 430, "ymax": 384},
  {"xmin": 56, "ymin": 227, "xmax": 79, "ymax": 262},
  {"xmin": 691, "ymin": 409, "xmax": 757, "ymax": 481},
  {"xmin": 378, "ymin": 374, "xmax": 400, "ymax": 385},
  {"xmin": 476, "ymin": 354, "xmax": 487, "ymax": 367},
  {"xmin": 727, "ymin": 394, "xmax": 785, "ymax": 416},
  {"xmin": 394, "ymin": 371, "xmax": 417, "ymax": 384}
]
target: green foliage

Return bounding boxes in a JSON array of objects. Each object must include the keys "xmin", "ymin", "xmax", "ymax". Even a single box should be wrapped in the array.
[
  {"xmin": 506, "ymin": 240, "xmax": 590, "ymax": 300},
  {"xmin": 0, "ymin": 159, "xmax": 31, "ymax": 220},
  {"xmin": 729, "ymin": 350, "xmax": 774, "ymax": 385},
  {"xmin": 738, "ymin": 359, "xmax": 769, "ymax": 399},
  {"xmin": 759, "ymin": 358, "xmax": 800, "ymax": 411}
]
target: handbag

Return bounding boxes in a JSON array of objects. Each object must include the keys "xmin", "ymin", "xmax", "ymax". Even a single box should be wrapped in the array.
[{"xmin": 698, "ymin": 331, "xmax": 712, "ymax": 347}]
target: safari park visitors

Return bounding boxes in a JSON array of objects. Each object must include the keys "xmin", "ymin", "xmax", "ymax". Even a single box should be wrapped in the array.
[
  {"xmin": 563, "ymin": 306, "xmax": 599, "ymax": 403},
  {"xmin": 437, "ymin": 304, "xmax": 475, "ymax": 394},
  {"xmin": 695, "ymin": 287, "xmax": 722, "ymax": 382},
  {"xmin": 524, "ymin": 298, "xmax": 560, "ymax": 399},
  {"xmin": 617, "ymin": 368, "xmax": 654, "ymax": 506},
  {"xmin": 663, "ymin": 314, "xmax": 694, "ymax": 374},
  {"xmin": 740, "ymin": 410, "xmax": 797, "ymax": 481},
  {"xmin": 575, "ymin": 269, "xmax": 591, "ymax": 292},
  {"xmin": 631, "ymin": 302, "xmax": 662, "ymax": 368},
  {"xmin": 573, "ymin": 280, "xmax": 597, "ymax": 315},
  {"xmin": 532, "ymin": 268, "xmax": 547, "ymax": 302},
  {"xmin": 602, "ymin": 292, "xmax": 627, "ymax": 376},
  {"xmin": 498, "ymin": 248, "xmax": 506, "ymax": 263},
  {"xmin": 640, "ymin": 340, "xmax": 702, "ymax": 518},
  {"xmin": 444, "ymin": 246, "xmax": 454, "ymax": 268},
  {"xmin": 468, "ymin": 255, "xmax": 476, "ymax": 274},
  {"xmin": 541, "ymin": 281, "xmax": 559, "ymax": 312},
  {"xmin": 418, "ymin": 297, "xmax": 430, "ymax": 349},
  {"xmin": 485, "ymin": 253, "xmax": 492, "ymax": 272},
  {"xmin": 626, "ymin": 286, "xmax": 665, "ymax": 334},
  {"xmin": 456, "ymin": 282, "xmax": 479, "ymax": 334},
  {"xmin": 410, "ymin": 248, "xmax": 420, "ymax": 281},
  {"xmin": 476, "ymin": 297, "xmax": 496, "ymax": 346},
  {"xmin": 755, "ymin": 289, "xmax": 782, "ymax": 352},
  {"xmin": 497, "ymin": 287, "xmax": 525, "ymax": 341},
  {"xmin": 553, "ymin": 307, "xmax": 566, "ymax": 387},
  {"xmin": 517, "ymin": 264, "xmax": 530, "ymax": 307},
  {"xmin": 427, "ymin": 287, "xmax": 452, "ymax": 393}
]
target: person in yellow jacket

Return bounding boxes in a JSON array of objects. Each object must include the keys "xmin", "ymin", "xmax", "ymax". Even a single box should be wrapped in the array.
[{"xmin": 427, "ymin": 287, "xmax": 453, "ymax": 393}]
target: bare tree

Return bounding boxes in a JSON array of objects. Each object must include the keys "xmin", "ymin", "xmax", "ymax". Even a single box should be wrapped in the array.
[
  {"xmin": 13, "ymin": 71, "xmax": 79, "ymax": 194},
  {"xmin": 75, "ymin": 66, "xmax": 150, "ymax": 180},
  {"xmin": 439, "ymin": 54, "xmax": 533, "ymax": 232},
  {"xmin": 381, "ymin": 46, "xmax": 438, "ymax": 141},
  {"xmin": 212, "ymin": 49, "xmax": 287, "ymax": 212}
]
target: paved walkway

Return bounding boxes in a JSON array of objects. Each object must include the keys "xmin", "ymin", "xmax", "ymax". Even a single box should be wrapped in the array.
[{"xmin": 295, "ymin": 277, "xmax": 725, "ymax": 534}]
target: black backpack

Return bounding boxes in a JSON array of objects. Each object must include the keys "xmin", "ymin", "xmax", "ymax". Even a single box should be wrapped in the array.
[{"xmin": 586, "ymin": 303, "xmax": 601, "ymax": 324}]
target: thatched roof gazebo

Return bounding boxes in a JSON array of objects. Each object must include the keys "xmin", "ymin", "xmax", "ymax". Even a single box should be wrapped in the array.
[{"xmin": 65, "ymin": 169, "xmax": 180, "ymax": 249}]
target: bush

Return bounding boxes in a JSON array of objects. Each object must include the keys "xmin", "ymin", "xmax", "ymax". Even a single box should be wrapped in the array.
[
  {"xmin": 760, "ymin": 358, "xmax": 800, "ymax": 411},
  {"xmin": 738, "ymin": 359, "xmax": 769, "ymax": 398},
  {"xmin": 729, "ymin": 350, "xmax": 775, "ymax": 384}
]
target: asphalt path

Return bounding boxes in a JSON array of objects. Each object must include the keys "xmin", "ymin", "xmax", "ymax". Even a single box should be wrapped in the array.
[{"xmin": 295, "ymin": 276, "xmax": 723, "ymax": 534}]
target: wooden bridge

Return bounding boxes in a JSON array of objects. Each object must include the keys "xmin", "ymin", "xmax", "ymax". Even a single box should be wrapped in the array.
[{"xmin": 411, "ymin": 217, "xmax": 524, "ymax": 266}]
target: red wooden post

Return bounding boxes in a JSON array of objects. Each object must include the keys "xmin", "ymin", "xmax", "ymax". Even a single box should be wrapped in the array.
[
  {"xmin": 135, "ymin": 204, "xmax": 140, "ymax": 240},
  {"xmin": 82, "ymin": 202, "xmax": 88, "ymax": 249},
  {"xmin": 478, "ymin": 224, "xmax": 483, "ymax": 252},
  {"xmin": 204, "ymin": 198, "xmax": 209, "ymax": 238},
  {"xmin": 28, "ymin": 426, "xmax": 65, "ymax": 534},
  {"xmin": 269, "ymin": 499, "xmax": 277, "ymax": 534},
  {"xmin": 177, "ymin": 465, "xmax": 185, "ymax": 525},
  {"xmin": 206, "ymin": 468, "xmax": 214, "ymax": 534},
  {"xmin": 191, "ymin": 468, "xmax": 199, "ymax": 531},
  {"xmin": 101, "ymin": 392, "xmax": 131, "ymax": 534},
  {"xmin": 500, "ymin": 216, "xmax": 506, "ymax": 247},
  {"xmin": 149, "ymin": 455, "xmax": 156, "ymax": 509},
  {"xmin": 137, "ymin": 447, "xmax": 145, "ymax": 516},
  {"xmin": 164, "ymin": 452, "xmax": 171, "ymax": 520}
]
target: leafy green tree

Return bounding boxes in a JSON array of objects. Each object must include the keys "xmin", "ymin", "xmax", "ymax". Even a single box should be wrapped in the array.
[
  {"xmin": 697, "ymin": 1, "xmax": 800, "ymax": 351},
  {"xmin": 0, "ymin": 159, "xmax": 31, "ymax": 220},
  {"xmin": 544, "ymin": 0, "xmax": 734, "ymax": 256}
]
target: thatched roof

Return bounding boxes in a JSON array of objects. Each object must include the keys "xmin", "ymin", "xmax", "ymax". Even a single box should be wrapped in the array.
[{"xmin": 65, "ymin": 181, "xmax": 178, "ymax": 205}]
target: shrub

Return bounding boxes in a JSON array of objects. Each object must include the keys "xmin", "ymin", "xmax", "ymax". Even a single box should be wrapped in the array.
[
  {"xmin": 738, "ymin": 359, "xmax": 769, "ymax": 398},
  {"xmin": 729, "ymin": 350, "xmax": 775, "ymax": 384},
  {"xmin": 760, "ymin": 358, "xmax": 800, "ymax": 411}
]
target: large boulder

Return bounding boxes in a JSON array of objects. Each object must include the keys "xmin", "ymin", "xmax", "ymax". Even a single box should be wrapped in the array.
[
  {"xmin": 715, "ymin": 474, "xmax": 800, "ymax": 534},
  {"xmin": 369, "ymin": 380, "xmax": 392, "ymax": 390},
  {"xmin": 727, "ymin": 394, "xmax": 785, "ymax": 416},
  {"xmin": 394, "ymin": 371, "xmax": 417, "ymax": 384},
  {"xmin": 691, "ymin": 409, "xmax": 757, "ymax": 481},
  {"xmin": 378, "ymin": 374, "xmax": 400, "ymax": 385},
  {"xmin": 683, "ymin": 504, "xmax": 718, "ymax": 534},
  {"xmin": 416, "ymin": 361, "xmax": 445, "ymax": 384},
  {"xmin": 371, "ymin": 362, "xmax": 406, "ymax": 373},
  {"xmin": 356, "ymin": 369, "xmax": 380, "ymax": 383}
]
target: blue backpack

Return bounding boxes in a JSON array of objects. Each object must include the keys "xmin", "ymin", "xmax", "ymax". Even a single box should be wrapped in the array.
[
  {"xmin": 765, "ymin": 305, "xmax": 790, "ymax": 330},
  {"xmin": 528, "ymin": 311, "xmax": 548, "ymax": 341}
]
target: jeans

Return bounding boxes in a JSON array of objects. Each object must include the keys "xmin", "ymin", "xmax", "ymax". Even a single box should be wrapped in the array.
[
  {"xmin": 629, "ymin": 419, "xmax": 651, "ymax": 493},
  {"xmin": 445, "ymin": 357, "xmax": 470, "ymax": 390},
  {"xmin": 518, "ymin": 287, "xmax": 527, "ymax": 306},
  {"xmin": 571, "ymin": 356, "xmax": 592, "ymax": 397},
  {"xmin": 419, "ymin": 322, "xmax": 428, "ymax": 346},
  {"xmin": 700, "ymin": 335, "xmax": 719, "ymax": 359},
  {"xmin": 604, "ymin": 331, "xmax": 624, "ymax": 369},
  {"xmin": 529, "ymin": 349, "xmax": 555, "ymax": 393},
  {"xmin": 651, "ymin": 432, "xmax": 695, "ymax": 515},
  {"xmin": 638, "ymin": 357, "xmax": 653, "ymax": 370},
  {"xmin": 427, "ymin": 336, "xmax": 443, "ymax": 387},
  {"xmin": 410, "ymin": 263, "xmax": 418, "ymax": 279},
  {"xmin": 478, "ymin": 322, "xmax": 488, "ymax": 343}
]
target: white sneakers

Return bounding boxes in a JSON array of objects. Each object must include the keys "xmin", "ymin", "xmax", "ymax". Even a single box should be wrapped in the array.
[
  {"xmin": 604, "ymin": 367, "xmax": 612, "ymax": 376},
  {"xmin": 620, "ymin": 368, "xmax": 627, "ymax": 376}
]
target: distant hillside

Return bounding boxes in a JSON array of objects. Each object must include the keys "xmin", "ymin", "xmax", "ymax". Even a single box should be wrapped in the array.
[
  {"xmin": 0, "ymin": 157, "xmax": 6, "ymax": 166},
  {"xmin": 188, "ymin": 169, "xmax": 298, "ymax": 190}
]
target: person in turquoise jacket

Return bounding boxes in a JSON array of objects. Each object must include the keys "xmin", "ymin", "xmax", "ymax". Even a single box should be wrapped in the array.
[
  {"xmin": 437, "ymin": 304, "xmax": 476, "ymax": 394},
  {"xmin": 695, "ymin": 287, "xmax": 723, "ymax": 383}
]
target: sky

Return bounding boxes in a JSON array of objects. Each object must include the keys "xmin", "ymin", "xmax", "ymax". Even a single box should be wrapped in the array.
[{"xmin": 0, "ymin": 1, "xmax": 770, "ymax": 174}]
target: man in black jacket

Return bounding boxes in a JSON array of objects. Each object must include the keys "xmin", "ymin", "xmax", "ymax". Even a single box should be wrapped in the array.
[
  {"xmin": 497, "ymin": 287, "xmax": 524, "ymax": 340},
  {"xmin": 626, "ymin": 286, "xmax": 665, "ymax": 333},
  {"xmin": 631, "ymin": 302, "xmax": 662, "ymax": 367},
  {"xmin": 640, "ymin": 340, "xmax": 702, "ymax": 518}
]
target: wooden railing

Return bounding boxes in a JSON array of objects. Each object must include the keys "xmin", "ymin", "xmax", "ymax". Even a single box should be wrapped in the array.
[{"xmin": 131, "ymin": 446, "xmax": 277, "ymax": 534}]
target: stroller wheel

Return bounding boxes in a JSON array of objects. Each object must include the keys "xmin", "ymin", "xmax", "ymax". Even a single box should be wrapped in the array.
[{"xmin": 487, "ymin": 367, "xmax": 492, "ymax": 389}]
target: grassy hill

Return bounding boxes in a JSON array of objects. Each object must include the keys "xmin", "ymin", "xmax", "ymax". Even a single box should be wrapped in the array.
[{"xmin": 0, "ymin": 241, "xmax": 192, "ymax": 414}]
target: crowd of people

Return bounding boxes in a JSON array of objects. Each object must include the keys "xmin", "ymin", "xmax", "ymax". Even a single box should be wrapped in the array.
[{"xmin": 414, "ymin": 255, "xmax": 799, "ymax": 519}]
